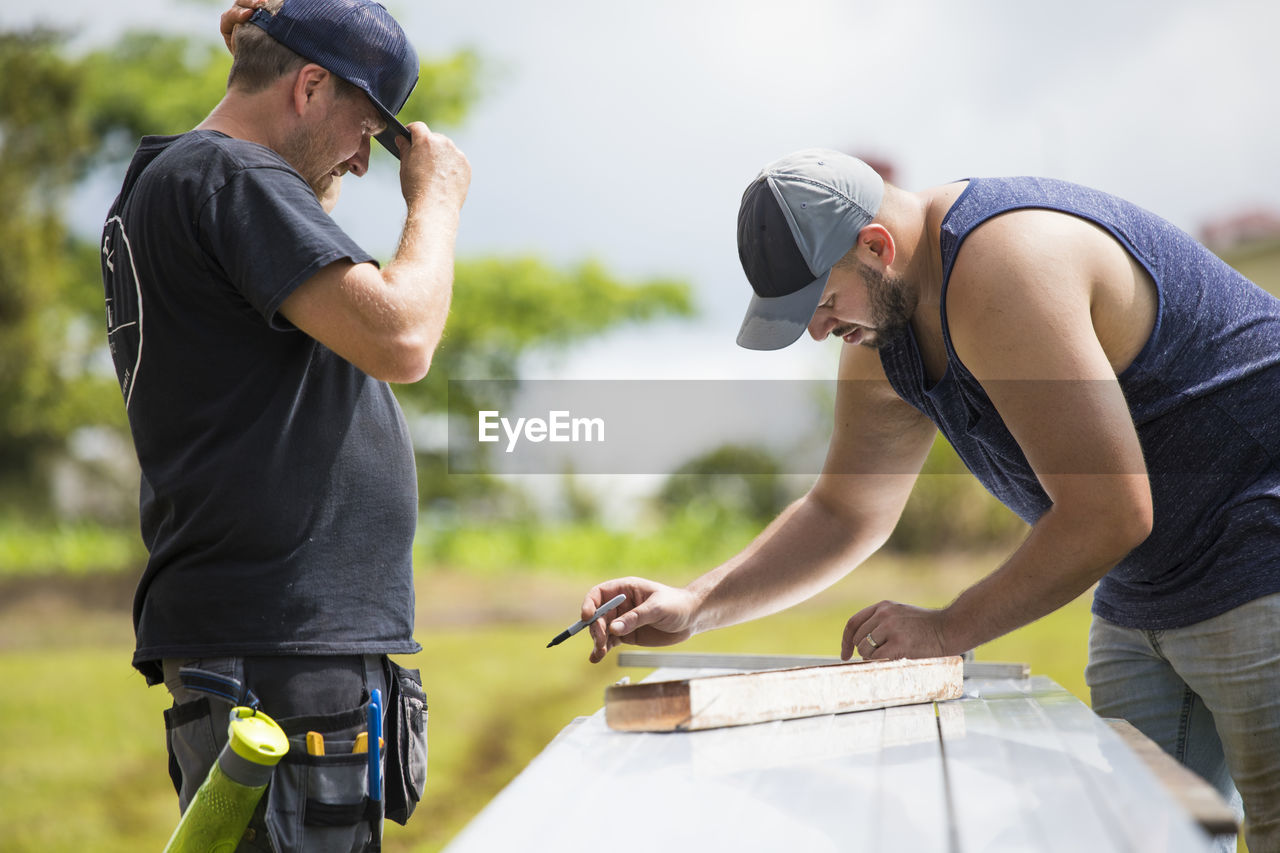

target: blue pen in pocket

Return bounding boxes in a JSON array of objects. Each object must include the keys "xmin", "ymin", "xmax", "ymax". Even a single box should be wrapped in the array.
[{"xmin": 368, "ymin": 688, "xmax": 382, "ymax": 803}]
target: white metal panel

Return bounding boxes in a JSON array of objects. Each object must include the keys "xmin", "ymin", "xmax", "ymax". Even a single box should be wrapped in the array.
[
  {"xmin": 445, "ymin": 709, "xmax": 901, "ymax": 852},
  {"xmin": 943, "ymin": 677, "xmax": 1216, "ymax": 853},
  {"xmin": 609, "ymin": 664, "xmax": 953, "ymax": 850},
  {"xmin": 1010, "ymin": 678, "xmax": 1215, "ymax": 853},
  {"xmin": 940, "ymin": 681, "xmax": 1058, "ymax": 852},
  {"xmin": 872, "ymin": 701, "xmax": 952, "ymax": 852},
  {"xmin": 444, "ymin": 670, "xmax": 1218, "ymax": 853},
  {"xmin": 949, "ymin": 677, "xmax": 1127, "ymax": 852}
]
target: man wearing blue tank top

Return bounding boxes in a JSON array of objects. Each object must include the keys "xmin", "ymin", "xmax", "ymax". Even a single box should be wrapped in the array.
[{"xmin": 581, "ymin": 150, "xmax": 1278, "ymax": 849}]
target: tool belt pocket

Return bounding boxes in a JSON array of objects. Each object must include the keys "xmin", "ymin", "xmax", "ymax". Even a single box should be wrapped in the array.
[
  {"xmin": 266, "ymin": 706, "xmax": 380, "ymax": 853},
  {"xmin": 383, "ymin": 660, "xmax": 429, "ymax": 825},
  {"xmin": 163, "ymin": 696, "xmax": 219, "ymax": 803}
]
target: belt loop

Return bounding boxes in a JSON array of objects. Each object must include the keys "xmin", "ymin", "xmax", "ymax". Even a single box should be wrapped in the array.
[{"xmin": 177, "ymin": 662, "xmax": 260, "ymax": 709}]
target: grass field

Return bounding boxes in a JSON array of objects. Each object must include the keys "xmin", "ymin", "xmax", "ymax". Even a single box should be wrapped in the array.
[{"xmin": 0, "ymin": 547, "xmax": 1103, "ymax": 852}]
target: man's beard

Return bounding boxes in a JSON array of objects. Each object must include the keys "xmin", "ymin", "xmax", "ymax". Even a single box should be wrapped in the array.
[
  {"xmin": 279, "ymin": 126, "xmax": 340, "ymax": 202},
  {"xmin": 835, "ymin": 265, "xmax": 916, "ymax": 349}
]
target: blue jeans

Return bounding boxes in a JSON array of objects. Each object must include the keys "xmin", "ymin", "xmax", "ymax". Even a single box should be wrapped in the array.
[{"xmin": 1086, "ymin": 592, "xmax": 1280, "ymax": 852}]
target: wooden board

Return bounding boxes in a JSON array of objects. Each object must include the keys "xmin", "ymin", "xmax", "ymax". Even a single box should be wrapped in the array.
[
  {"xmin": 616, "ymin": 651, "xmax": 842, "ymax": 670},
  {"xmin": 615, "ymin": 650, "xmax": 1030, "ymax": 680},
  {"xmin": 604, "ymin": 655, "xmax": 963, "ymax": 732}
]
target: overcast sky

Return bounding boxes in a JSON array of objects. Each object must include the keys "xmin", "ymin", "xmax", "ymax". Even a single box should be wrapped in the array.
[{"xmin": 10, "ymin": 0, "xmax": 1278, "ymax": 384}]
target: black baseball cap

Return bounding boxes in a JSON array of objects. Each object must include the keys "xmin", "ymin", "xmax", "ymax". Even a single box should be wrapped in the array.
[
  {"xmin": 736, "ymin": 149, "xmax": 884, "ymax": 350},
  {"xmin": 249, "ymin": 0, "xmax": 419, "ymax": 159}
]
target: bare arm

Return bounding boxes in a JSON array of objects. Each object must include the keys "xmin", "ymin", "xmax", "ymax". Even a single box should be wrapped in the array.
[
  {"xmin": 585, "ymin": 343, "xmax": 937, "ymax": 662},
  {"xmin": 217, "ymin": 0, "xmax": 467, "ymax": 382},
  {"xmin": 278, "ymin": 123, "xmax": 470, "ymax": 382},
  {"xmin": 845, "ymin": 211, "xmax": 1153, "ymax": 660},
  {"xmin": 687, "ymin": 346, "xmax": 936, "ymax": 631}
]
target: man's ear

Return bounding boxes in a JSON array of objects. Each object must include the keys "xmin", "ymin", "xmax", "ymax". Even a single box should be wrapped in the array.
[
  {"xmin": 290, "ymin": 64, "xmax": 331, "ymax": 117},
  {"xmin": 856, "ymin": 224, "xmax": 896, "ymax": 269}
]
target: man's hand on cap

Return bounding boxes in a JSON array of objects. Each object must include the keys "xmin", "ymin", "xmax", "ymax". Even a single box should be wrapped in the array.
[
  {"xmin": 221, "ymin": 0, "xmax": 266, "ymax": 55},
  {"xmin": 397, "ymin": 122, "xmax": 471, "ymax": 211}
]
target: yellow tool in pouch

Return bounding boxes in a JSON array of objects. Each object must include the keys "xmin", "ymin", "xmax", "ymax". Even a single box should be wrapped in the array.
[{"xmin": 352, "ymin": 733, "xmax": 384, "ymax": 753}]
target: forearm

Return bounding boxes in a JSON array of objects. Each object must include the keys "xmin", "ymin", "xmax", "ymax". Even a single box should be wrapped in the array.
[
  {"xmin": 343, "ymin": 121, "xmax": 469, "ymax": 382},
  {"xmin": 378, "ymin": 196, "xmax": 461, "ymax": 359},
  {"xmin": 940, "ymin": 494, "xmax": 1148, "ymax": 652},
  {"xmin": 687, "ymin": 487, "xmax": 900, "ymax": 634}
]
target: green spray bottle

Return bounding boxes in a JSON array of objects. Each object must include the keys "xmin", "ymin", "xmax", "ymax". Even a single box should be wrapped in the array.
[{"xmin": 163, "ymin": 706, "xmax": 289, "ymax": 853}]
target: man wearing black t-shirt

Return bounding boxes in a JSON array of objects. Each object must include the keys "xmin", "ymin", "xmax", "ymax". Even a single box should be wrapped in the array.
[{"xmin": 99, "ymin": 1, "xmax": 467, "ymax": 848}]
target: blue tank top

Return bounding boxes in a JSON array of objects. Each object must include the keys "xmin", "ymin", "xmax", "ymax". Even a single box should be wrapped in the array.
[{"xmin": 879, "ymin": 177, "xmax": 1280, "ymax": 629}]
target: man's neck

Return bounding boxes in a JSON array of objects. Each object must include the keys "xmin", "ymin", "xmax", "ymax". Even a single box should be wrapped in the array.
[
  {"xmin": 196, "ymin": 95, "xmax": 277, "ymax": 151},
  {"xmin": 885, "ymin": 190, "xmax": 941, "ymax": 310},
  {"xmin": 906, "ymin": 183, "xmax": 968, "ymax": 309}
]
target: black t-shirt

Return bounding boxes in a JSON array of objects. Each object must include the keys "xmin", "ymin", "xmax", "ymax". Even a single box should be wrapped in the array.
[{"xmin": 101, "ymin": 131, "xmax": 420, "ymax": 683}]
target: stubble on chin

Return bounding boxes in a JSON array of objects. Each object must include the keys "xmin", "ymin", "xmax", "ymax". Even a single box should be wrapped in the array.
[
  {"xmin": 862, "ymin": 269, "xmax": 916, "ymax": 348},
  {"xmin": 316, "ymin": 173, "xmax": 343, "ymax": 213},
  {"xmin": 278, "ymin": 128, "xmax": 336, "ymax": 205}
]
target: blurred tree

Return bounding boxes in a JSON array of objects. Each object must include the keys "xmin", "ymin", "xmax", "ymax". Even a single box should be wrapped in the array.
[
  {"xmin": 0, "ymin": 17, "xmax": 692, "ymax": 517},
  {"xmin": 886, "ymin": 435, "xmax": 1028, "ymax": 552},
  {"xmin": 655, "ymin": 436, "xmax": 1026, "ymax": 553},
  {"xmin": 417, "ymin": 257, "xmax": 692, "ymax": 510},
  {"xmin": 558, "ymin": 464, "xmax": 603, "ymax": 524},
  {"xmin": 0, "ymin": 29, "xmax": 128, "ymax": 512},
  {"xmin": 656, "ymin": 444, "xmax": 793, "ymax": 525}
]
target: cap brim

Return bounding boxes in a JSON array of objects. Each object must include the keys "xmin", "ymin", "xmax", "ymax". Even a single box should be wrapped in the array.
[
  {"xmin": 373, "ymin": 115, "xmax": 411, "ymax": 160},
  {"xmin": 735, "ymin": 272, "xmax": 829, "ymax": 351}
]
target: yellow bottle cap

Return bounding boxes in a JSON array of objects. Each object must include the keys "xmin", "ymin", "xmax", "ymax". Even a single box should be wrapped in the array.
[{"xmin": 227, "ymin": 707, "xmax": 290, "ymax": 766}]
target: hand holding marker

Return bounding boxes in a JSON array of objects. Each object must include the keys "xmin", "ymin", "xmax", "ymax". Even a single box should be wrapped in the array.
[{"xmin": 547, "ymin": 594, "xmax": 627, "ymax": 648}]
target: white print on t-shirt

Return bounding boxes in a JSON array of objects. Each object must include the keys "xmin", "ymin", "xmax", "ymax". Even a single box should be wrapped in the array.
[{"xmin": 102, "ymin": 216, "xmax": 144, "ymax": 410}]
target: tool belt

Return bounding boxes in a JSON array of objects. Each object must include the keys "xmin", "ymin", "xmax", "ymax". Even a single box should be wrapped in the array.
[{"xmin": 164, "ymin": 658, "xmax": 427, "ymax": 853}]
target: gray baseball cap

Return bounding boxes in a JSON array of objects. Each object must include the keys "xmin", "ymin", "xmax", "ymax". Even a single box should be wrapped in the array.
[{"xmin": 735, "ymin": 149, "xmax": 884, "ymax": 350}]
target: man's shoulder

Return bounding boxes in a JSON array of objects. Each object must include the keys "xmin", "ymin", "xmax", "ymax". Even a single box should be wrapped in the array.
[
  {"xmin": 151, "ymin": 130, "xmax": 295, "ymax": 178},
  {"xmin": 123, "ymin": 130, "xmax": 312, "ymax": 223}
]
